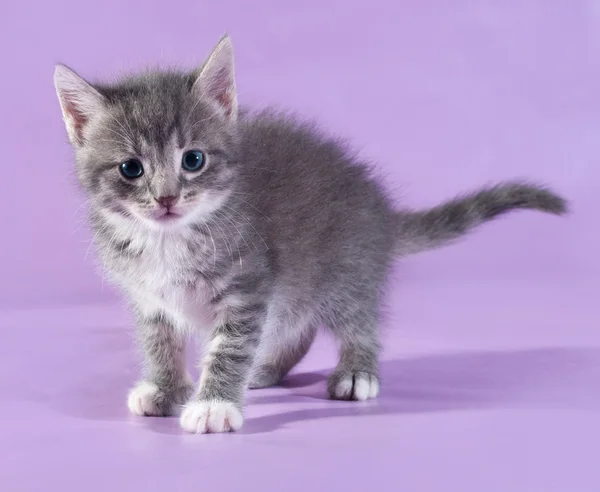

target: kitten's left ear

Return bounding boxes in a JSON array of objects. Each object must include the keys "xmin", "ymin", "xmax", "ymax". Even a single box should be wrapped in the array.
[
  {"xmin": 192, "ymin": 35, "xmax": 238, "ymax": 122},
  {"xmin": 54, "ymin": 64, "xmax": 105, "ymax": 146}
]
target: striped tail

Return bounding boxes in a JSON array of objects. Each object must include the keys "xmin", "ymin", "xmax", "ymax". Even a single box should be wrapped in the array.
[{"xmin": 394, "ymin": 181, "xmax": 567, "ymax": 256}]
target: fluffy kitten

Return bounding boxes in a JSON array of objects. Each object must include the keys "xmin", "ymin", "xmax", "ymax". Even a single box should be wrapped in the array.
[{"xmin": 54, "ymin": 35, "xmax": 566, "ymax": 433}]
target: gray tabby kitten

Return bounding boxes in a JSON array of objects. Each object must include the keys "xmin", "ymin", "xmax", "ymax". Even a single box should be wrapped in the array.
[{"xmin": 54, "ymin": 35, "xmax": 566, "ymax": 434}]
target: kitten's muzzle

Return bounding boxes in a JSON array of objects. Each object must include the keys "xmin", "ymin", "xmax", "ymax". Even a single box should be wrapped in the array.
[
  {"xmin": 151, "ymin": 195, "xmax": 183, "ymax": 222},
  {"xmin": 154, "ymin": 195, "xmax": 178, "ymax": 210}
]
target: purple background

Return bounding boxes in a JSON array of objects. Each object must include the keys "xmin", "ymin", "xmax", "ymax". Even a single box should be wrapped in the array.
[{"xmin": 1, "ymin": 1, "xmax": 599, "ymax": 491}]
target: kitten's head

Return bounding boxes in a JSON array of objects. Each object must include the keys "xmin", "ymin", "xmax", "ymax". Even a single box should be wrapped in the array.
[{"xmin": 54, "ymin": 35, "xmax": 239, "ymax": 230}]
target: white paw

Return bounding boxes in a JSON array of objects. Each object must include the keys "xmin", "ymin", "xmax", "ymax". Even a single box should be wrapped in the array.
[
  {"xmin": 127, "ymin": 381, "xmax": 162, "ymax": 416},
  {"xmin": 332, "ymin": 373, "xmax": 380, "ymax": 401},
  {"xmin": 179, "ymin": 401, "xmax": 243, "ymax": 434}
]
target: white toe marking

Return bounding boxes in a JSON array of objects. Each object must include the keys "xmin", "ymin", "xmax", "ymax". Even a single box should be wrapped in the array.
[
  {"xmin": 334, "ymin": 374, "xmax": 380, "ymax": 401},
  {"xmin": 368, "ymin": 378, "xmax": 380, "ymax": 399},
  {"xmin": 179, "ymin": 401, "xmax": 243, "ymax": 434},
  {"xmin": 127, "ymin": 381, "xmax": 160, "ymax": 416},
  {"xmin": 353, "ymin": 377, "xmax": 370, "ymax": 401},
  {"xmin": 335, "ymin": 378, "xmax": 354, "ymax": 399}
]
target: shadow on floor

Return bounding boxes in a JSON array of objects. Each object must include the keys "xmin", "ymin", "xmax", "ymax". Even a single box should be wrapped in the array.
[
  {"xmin": 49, "ymin": 346, "xmax": 600, "ymax": 435},
  {"xmin": 241, "ymin": 346, "xmax": 600, "ymax": 434}
]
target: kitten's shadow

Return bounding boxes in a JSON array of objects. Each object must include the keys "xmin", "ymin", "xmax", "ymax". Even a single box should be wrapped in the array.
[
  {"xmin": 239, "ymin": 346, "xmax": 600, "ymax": 434},
  {"xmin": 50, "ymin": 346, "xmax": 600, "ymax": 435}
]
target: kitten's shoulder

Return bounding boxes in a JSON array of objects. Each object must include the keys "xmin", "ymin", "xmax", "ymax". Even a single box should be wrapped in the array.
[
  {"xmin": 239, "ymin": 107, "xmax": 324, "ymax": 137},
  {"xmin": 237, "ymin": 107, "xmax": 350, "ymax": 163}
]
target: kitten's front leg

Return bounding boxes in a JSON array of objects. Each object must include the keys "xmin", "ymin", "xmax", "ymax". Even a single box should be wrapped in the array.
[
  {"xmin": 127, "ymin": 311, "xmax": 193, "ymax": 417},
  {"xmin": 180, "ymin": 310, "xmax": 263, "ymax": 434}
]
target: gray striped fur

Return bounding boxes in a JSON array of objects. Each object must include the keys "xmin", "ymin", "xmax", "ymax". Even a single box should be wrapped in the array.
[{"xmin": 54, "ymin": 36, "xmax": 566, "ymax": 433}]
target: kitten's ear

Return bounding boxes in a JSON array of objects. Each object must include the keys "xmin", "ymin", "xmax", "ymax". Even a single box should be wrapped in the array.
[
  {"xmin": 53, "ymin": 64, "xmax": 104, "ymax": 146},
  {"xmin": 192, "ymin": 35, "xmax": 238, "ymax": 122}
]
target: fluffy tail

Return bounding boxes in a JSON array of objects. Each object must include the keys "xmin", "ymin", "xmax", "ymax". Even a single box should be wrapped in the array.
[{"xmin": 395, "ymin": 181, "xmax": 567, "ymax": 256}]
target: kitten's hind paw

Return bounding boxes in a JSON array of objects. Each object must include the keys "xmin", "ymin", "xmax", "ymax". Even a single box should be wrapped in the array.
[
  {"xmin": 248, "ymin": 364, "xmax": 283, "ymax": 389},
  {"xmin": 327, "ymin": 371, "xmax": 380, "ymax": 401},
  {"xmin": 180, "ymin": 400, "xmax": 243, "ymax": 434}
]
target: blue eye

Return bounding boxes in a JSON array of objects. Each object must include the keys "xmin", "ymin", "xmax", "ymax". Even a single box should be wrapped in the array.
[
  {"xmin": 182, "ymin": 150, "xmax": 205, "ymax": 172},
  {"xmin": 120, "ymin": 159, "xmax": 144, "ymax": 179}
]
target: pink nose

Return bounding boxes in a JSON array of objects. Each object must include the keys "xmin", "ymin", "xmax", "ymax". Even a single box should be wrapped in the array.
[{"xmin": 155, "ymin": 195, "xmax": 178, "ymax": 209}]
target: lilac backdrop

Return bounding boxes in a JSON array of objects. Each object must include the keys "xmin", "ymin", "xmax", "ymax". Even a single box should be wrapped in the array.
[
  {"xmin": 1, "ymin": 0, "xmax": 597, "ymax": 307},
  {"xmin": 1, "ymin": 1, "xmax": 599, "ymax": 491}
]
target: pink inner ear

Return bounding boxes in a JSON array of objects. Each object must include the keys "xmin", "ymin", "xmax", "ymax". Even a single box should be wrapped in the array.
[
  {"xmin": 64, "ymin": 95, "xmax": 88, "ymax": 142},
  {"xmin": 217, "ymin": 91, "xmax": 235, "ymax": 117},
  {"xmin": 207, "ymin": 65, "xmax": 235, "ymax": 116}
]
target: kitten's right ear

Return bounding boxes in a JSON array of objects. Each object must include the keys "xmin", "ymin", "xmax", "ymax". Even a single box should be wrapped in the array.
[{"xmin": 53, "ymin": 64, "xmax": 104, "ymax": 146}]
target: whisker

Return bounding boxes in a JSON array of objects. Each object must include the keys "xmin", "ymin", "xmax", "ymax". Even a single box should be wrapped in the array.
[
  {"xmin": 209, "ymin": 217, "xmax": 233, "ymax": 265},
  {"xmin": 104, "ymin": 111, "xmax": 136, "ymax": 146},
  {"xmin": 228, "ymin": 193, "xmax": 272, "ymax": 221},
  {"xmin": 216, "ymin": 209, "xmax": 250, "ymax": 250},
  {"xmin": 71, "ymin": 199, "xmax": 90, "ymax": 220},
  {"xmin": 221, "ymin": 204, "xmax": 269, "ymax": 252},
  {"xmin": 214, "ymin": 211, "xmax": 244, "ymax": 269},
  {"xmin": 194, "ymin": 222, "xmax": 217, "ymax": 267},
  {"xmin": 103, "ymin": 127, "xmax": 135, "ymax": 146},
  {"xmin": 218, "ymin": 206, "xmax": 257, "ymax": 253}
]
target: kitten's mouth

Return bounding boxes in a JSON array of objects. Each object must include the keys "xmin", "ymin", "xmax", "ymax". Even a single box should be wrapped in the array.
[{"xmin": 154, "ymin": 210, "xmax": 181, "ymax": 222}]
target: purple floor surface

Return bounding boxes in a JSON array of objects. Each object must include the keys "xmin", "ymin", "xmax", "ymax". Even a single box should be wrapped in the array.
[
  {"xmin": 2, "ymin": 0, "xmax": 599, "ymax": 490},
  {"xmin": 2, "ymin": 281, "xmax": 599, "ymax": 491}
]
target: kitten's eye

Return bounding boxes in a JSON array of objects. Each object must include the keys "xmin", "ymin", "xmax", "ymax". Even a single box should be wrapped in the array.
[
  {"xmin": 182, "ymin": 150, "xmax": 205, "ymax": 172},
  {"xmin": 120, "ymin": 159, "xmax": 144, "ymax": 179}
]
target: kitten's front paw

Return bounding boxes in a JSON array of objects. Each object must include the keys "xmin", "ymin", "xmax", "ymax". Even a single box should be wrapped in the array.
[
  {"xmin": 127, "ymin": 380, "xmax": 193, "ymax": 417},
  {"xmin": 179, "ymin": 401, "xmax": 243, "ymax": 434},
  {"xmin": 327, "ymin": 371, "xmax": 380, "ymax": 401},
  {"xmin": 128, "ymin": 381, "xmax": 163, "ymax": 416}
]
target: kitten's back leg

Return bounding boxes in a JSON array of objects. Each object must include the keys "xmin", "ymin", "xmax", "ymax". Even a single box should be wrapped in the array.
[
  {"xmin": 324, "ymin": 298, "xmax": 381, "ymax": 401},
  {"xmin": 249, "ymin": 324, "xmax": 317, "ymax": 389}
]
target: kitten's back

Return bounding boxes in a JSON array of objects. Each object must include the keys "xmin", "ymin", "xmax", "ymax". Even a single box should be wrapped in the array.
[{"xmin": 238, "ymin": 109, "xmax": 398, "ymax": 262}]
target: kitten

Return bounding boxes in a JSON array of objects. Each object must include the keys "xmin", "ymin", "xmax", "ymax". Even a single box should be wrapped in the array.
[{"xmin": 54, "ymin": 35, "xmax": 566, "ymax": 433}]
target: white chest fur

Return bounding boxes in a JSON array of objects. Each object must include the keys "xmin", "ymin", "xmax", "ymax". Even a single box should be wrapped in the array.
[{"xmin": 114, "ymin": 229, "xmax": 217, "ymax": 333}]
